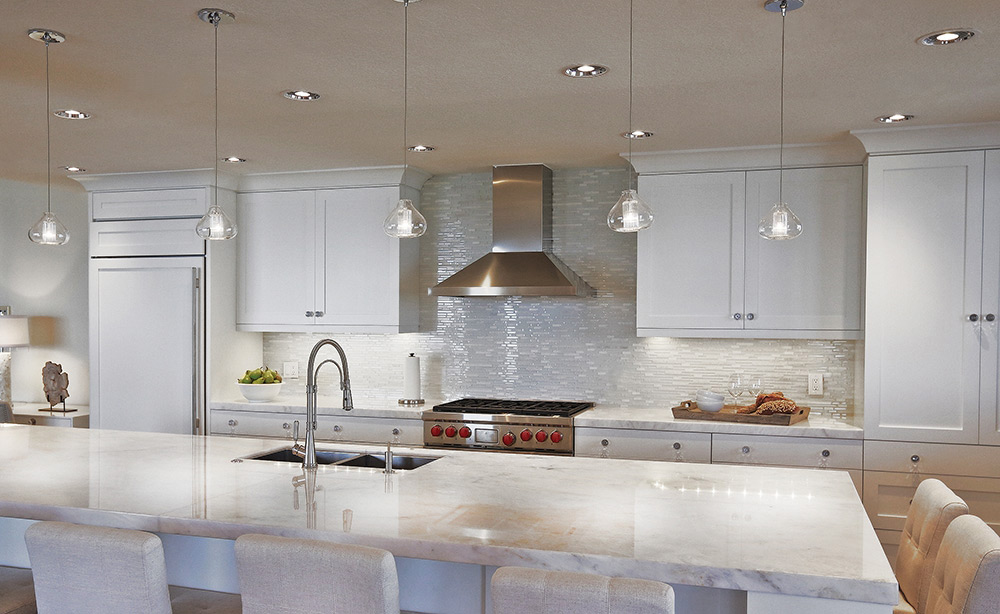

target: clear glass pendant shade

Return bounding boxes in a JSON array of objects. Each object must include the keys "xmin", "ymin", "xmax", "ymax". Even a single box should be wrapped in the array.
[
  {"xmin": 28, "ymin": 211, "xmax": 70, "ymax": 245},
  {"xmin": 383, "ymin": 198, "xmax": 427, "ymax": 238},
  {"xmin": 607, "ymin": 189, "xmax": 654, "ymax": 233},
  {"xmin": 195, "ymin": 205, "xmax": 238, "ymax": 240},
  {"xmin": 758, "ymin": 201, "xmax": 802, "ymax": 240}
]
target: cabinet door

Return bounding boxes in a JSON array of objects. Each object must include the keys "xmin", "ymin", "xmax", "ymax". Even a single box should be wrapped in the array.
[
  {"xmin": 237, "ymin": 191, "xmax": 318, "ymax": 327},
  {"xmin": 865, "ymin": 151, "xmax": 985, "ymax": 443},
  {"xmin": 981, "ymin": 150, "xmax": 1000, "ymax": 445},
  {"xmin": 637, "ymin": 172, "xmax": 746, "ymax": 333},
  {"xmin": 318, "ymin": 187, "xmax": 400, "ymax": 328},
  {"xmin": 744, "ymin": 167, "xmax": 864, "ymax": 332}
]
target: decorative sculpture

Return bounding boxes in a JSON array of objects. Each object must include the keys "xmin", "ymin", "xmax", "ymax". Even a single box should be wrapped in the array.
[{"xmin": 41, "ymin": 361, "xmax": 69, "ymax": 410}]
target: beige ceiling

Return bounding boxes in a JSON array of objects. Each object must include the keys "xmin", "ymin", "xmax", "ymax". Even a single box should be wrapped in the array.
[{"xmin": 2, "ymin": 0, "xmax": 998, "ymax": 189}]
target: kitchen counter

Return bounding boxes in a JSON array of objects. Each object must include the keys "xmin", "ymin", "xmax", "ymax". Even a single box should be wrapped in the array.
[{"xmin": 0, "ymin": 424, "xmax": 894, "ymax": 613}]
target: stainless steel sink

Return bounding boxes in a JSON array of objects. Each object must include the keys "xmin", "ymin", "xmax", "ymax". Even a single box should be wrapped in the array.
[{"xmin": 242, "ymin": 448, "xmax": 438, "ymax": 470}]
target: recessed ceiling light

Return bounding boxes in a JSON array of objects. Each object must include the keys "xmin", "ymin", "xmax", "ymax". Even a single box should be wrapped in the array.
[
  {"xmin": 876, "ymin": 113, "xmax": 914, "ymax": 124},
  {"xmin": 53, "ymin": 109, "xmax": 90, "ymax": 119},
  {"xmin": 918, "ymin": 29, "xmax": 977, "ymax": 46},
  {"xmin": 407, "ymin": 145, "xmax": 435, "ymax": 152},
  {"xmin": 283, "ymin": 90, "xmax": 320, "ymax": 101},
  {"xmin": 562, "ymin": 64, "xmax": 609, "ymax": 78},
  {"xmin": 622, "ymin": 130, "xmax": 654, "ymax": 139},
  {"xmin": 222, "ymin": 156, "xmax": 246, "ymax": 163},
  {"xmin": 61, "ymin": 166, "xmax": 85, "ymax": 173}
]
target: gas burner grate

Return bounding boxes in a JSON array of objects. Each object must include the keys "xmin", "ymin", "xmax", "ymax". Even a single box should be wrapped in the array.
[{"xmin": 431, "ymin": 398, "xmax": 594, "ymax": 417}]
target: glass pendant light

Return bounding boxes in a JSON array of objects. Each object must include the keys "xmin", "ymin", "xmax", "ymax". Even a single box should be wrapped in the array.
[
  {"xmin": 383, "ymin": 0, "xmax": 427, "ymax": 239},
  {"xmin": 27, "ymin": 29, "xmax": 70, "ymax": 246},
  {"xmin": 608, "ymin": 0, "xmax": 653, "ymax": 233},
  {"xmin": 758, "ymin": 0, "xmax": 803, "ymax": 241},
  {"xmin": 195, "ymin": 9, "xmax": 238, "ymax": 241}
]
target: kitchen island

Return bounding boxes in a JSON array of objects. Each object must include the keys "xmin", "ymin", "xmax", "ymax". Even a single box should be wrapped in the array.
[{"xmin": 0, "ymin": 424, "xmax": 895, "ymax": 614}]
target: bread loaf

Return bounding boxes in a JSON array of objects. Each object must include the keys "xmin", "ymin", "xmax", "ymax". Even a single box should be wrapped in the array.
[
  {"xmin": 757, "ymin": 399, "xmax": 797, "ymax": 415},
  {"xmin": 754, "ymin": 392, "xmax": 785, "ymax": 408}
]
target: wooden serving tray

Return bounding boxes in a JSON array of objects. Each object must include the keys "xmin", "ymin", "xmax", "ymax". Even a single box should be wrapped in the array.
[{"xmin": 672, "ymin": 400, "xmax": 810, "ymax": 425}]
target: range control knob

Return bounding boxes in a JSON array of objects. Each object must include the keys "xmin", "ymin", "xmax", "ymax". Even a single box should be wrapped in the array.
[
  {"xmin": 459, "ymin": 426, "xmax": 472, "ymax": 438},
  {"xmin": 444, "ymin": 426, "xmax": 458, "ymax": 438},
  {"xmin": 535, "ymin": 430, "xmax": 548, "ymax": 442},
  {"xmin": 519, "ymin": 429, "xmax": 532, "ymax": 442},
  {"xmin": 502, "ymin": 432, "xmax": 516, "ymax": 446},
  {"xmin": 550, "ymin": 431, "xmax": 563, "ymax": 444},
  {"xmin": 430, "ymin": 425, "xmax": 443, "ymax": 437}
]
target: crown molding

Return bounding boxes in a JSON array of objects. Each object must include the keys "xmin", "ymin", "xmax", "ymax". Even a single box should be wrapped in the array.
[
  {"xmin": 851, "ymin": 121, "xmax": 1000, "ymax": 155},
  {"xmin": 237, "ymin": 165, "xmax": 432, "ymax": 193},
  {"xmin": 71, "ymin": 168, "xmax": 239, "ymax": 192},
  {"xmin": 625, "ymin": 140, "xmax": 866, "ymax": 175}
]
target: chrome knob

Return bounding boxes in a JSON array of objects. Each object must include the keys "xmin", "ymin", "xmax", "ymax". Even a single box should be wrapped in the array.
[
  {"xmin": 601, "ymin": 439, "xmax": 610, "ymax": 447},
  {"xmin": 392, "ymin": 428, "xmax": 400, "ymax": 436},
  {"xmin": 969, "ymin": 314, "xmax": 979, "ymax": 322},
  {"xmin": 987, "ymin": 314, "xmax": 996, "ymax": 322},
  {"xmin": 305, "ymin": 311, "xmax": 315, "ymax": 318},
  {"xmin": 742, "ymin": 446, "xmax": 751, "ymax": 454},
  {"xmin": 733, "ymin": 313, "xmax": 742, "ymax": 320},
  {"xmin": 228, "ymin": 419, "xmax": 238, "ymax": 427},
  {"xmin": 911, "ymin": 454, "xmax": 920, "ymax": 463},
  {"xmin": 315, "ymin": 311, "xmax": 325, "ymax": 318},
  {"xmin": 746, "ymin": 313, "xmax": 755, "ymax": 321},
  {"xmin": 29, "ymin": 418, "xmax": 37, "ymax": 425},
  {"xmin": 821, "ymin": 449, "xmax": 830, "ymax": 458},
  {"xmin": 673, "ymin": 442, "xmax": 681, "ymax": 450},
  {"xmin": 282, "ymin": 422, "xmax": 291, "ymax": 430},
  {"xmin": 333, "ymin": 425, "xmax": 342, "ymax": 433}
]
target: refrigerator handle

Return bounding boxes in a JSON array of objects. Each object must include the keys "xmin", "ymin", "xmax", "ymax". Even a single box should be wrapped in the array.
[{"xmin": 192, "ymin": 268, "xmax": 202, "ymax": 435}]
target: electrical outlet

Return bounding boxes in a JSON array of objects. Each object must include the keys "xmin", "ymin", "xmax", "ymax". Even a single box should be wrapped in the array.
[
  {"xmin": 808, "ymin": 373, "xmax": 824, "ymax": 396},
  {"xmin": 283, "ymin": 361, "xmax": 299, "ymax": 379}
]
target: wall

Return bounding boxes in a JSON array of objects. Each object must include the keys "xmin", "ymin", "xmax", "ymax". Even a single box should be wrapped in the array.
[
  {"xmin": 0, "ymin": 178, "xmax": 89, "ymax": 403},
  {"xmin": 263, "ymin": 167, "xmax": 860, "ymax": 421}
]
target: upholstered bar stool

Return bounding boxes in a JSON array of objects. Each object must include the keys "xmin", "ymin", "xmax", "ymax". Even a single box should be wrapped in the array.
[
  {"xmin": 925, "ymin": 515, "xmax": 1000, "ymax": 614},
  {"xmin": 0, "ymin": 565, "xmax": 36, "ymax": 614},
  {"xmin": 23, "ymin": 522, "xmax": 240, "ymax": 614},
  {"xmin": 234, "ymin": 534, "xmax": 399, "ymax": 614},
  {"xmin": 492, "ymin": 567, "xmax": 675, "ymax": 614},
  {"xmin": 894, "ymin": 478, "xmax": 969, "ymax": 614}
]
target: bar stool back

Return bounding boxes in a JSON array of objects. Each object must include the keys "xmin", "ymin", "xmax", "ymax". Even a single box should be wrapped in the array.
[
  {"xmin": 925, "ymin": 515, "xmax": 1000, "ymax": 614},
  {"xmin": 234, "ymin": 534, "xmax": 399, "ymax": 614},
  {"xmin": 491, "ymin": 567, "xmax": 674, "ymax": 614}
]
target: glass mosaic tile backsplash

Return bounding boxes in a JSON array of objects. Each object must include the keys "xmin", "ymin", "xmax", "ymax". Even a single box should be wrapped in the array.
[{"xmin": 264, "ymin": 167, "xmax": 860, "ymax": 422}]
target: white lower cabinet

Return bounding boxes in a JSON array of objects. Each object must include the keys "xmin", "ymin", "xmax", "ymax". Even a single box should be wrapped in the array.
[
  {"xmin": 210, "ymin": 410, "xmax": 423, "ymax": 446},
  {"xmin": 575, "ymin": 428, "xmax": 712, "ymax": 462},
  {"xmin": 712, "ymin": 433, "xmax": 863, "ymax": 494}
]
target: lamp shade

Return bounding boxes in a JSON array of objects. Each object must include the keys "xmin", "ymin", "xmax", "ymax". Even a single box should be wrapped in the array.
[{"xmin": 0, "ymin": 317, "xmax": 30, "ymax": 347}]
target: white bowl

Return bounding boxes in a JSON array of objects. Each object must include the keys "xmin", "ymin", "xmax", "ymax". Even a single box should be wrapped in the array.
[
  {"xmin": 238, "ymin": 382, "xmax": 283, "ymax": 403},
  {"xmin": 696, "ymin": 389, "xmax": 725, "ymax": 401},
  {"xmin": 696, "ymin": 397, "xmax": 724, "ymax": 412}
]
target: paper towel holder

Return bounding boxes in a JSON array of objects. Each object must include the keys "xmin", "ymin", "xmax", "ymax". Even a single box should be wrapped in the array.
[{"xmin": 399, "ymin": 352, "xmax": 425, "ymax": 406}]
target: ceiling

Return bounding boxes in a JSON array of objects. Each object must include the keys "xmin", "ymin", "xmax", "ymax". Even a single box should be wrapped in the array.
[{"xmin": 3, "ymin": 0, "xmax": 999, "ymax": 189}]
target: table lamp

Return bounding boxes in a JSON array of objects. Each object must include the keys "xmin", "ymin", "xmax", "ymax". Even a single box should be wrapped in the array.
[{"xmin": 0, "ymin": 308, "xmax": 30, "ymax": 403}]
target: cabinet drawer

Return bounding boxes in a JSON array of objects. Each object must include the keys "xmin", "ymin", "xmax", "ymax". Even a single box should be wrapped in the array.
[
  {"xmin": 92, "ymin": 188, "xmax": 208, "ymax": 220},
  {"xmin": 575, "ymin": 428, "xmax": 711, "ymax": 463},
  {"xmin": 865, "ymin": 440, "xmax": 1000, "ymax": 478},
  {"xmin": 90, "ymin": 219, "xmax": 206, "ymax": 257},
  {"xmin": 862, "ymin": 470, "xmax": 1000, "ymax": 535},
  {"xmin": 12, "ymin": 413, "xmax": 89, "ymax": 428},
  {"xmin": 711, "ymin": 434, "xmax": 862, "ymax": 470},
  {"xmin": 317, "ymin": 416, "xmax": 423, "ymax": 446},
  {"xmin": 211, "ymin": 410, "xmax": 296, "ymax": 439}
]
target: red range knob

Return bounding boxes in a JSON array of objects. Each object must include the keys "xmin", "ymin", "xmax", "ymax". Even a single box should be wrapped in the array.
[
  {"xmin": 459, "ymin": 426, "xmax": 472, "ymax": 438},
  {"xmin": 519, "ymin": 429, "xmax": 533, "ymax": 442},
  {"xmin": 549, "ymin": 431, "xmax": 563, "ymax": 444},
  {"xmin": 535, "ymin": 430, "xmax": 548, "ymax": 442},
  {"xmin": 444, "ymin": 426, "xmax": 458, "ymax": 438},
  {"xmin": 430, "ymin": 425, "xmax": 443, "ymax": 437},
  {"xmin": 502, "ymin": 432, "xmax": 516, "ymax": 446}
]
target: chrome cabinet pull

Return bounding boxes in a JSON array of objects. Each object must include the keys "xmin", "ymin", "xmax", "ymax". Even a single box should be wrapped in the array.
[
  {"xmin": 672, "ymin": 442, "xmax": 681, "ymax": 450},
  {"xmin": 821, "ymin": 449, "xmax": 831, "ymax": 457},
  {"xmin": 733, "ymin": 313, "xmax": 742, "ymax": 320},
  {"xmin": 228, "ymin": 419, "xmax": 238, "ymax": 427},
  {"xmin": 392, "ymin": 428, "xmax": 400, "ymax": 435},
  {"xmin": 746, "ymin": 313, "xmax": 755, "ymax": 321},
  {"xmin": 742, "ymin": 446, "xmax": 751, "ymax": 454},
  {"xmin": 911, "ymin": 454, "xmax": 920, "ymax": 463},
  {"xmin": 987, "ymin": 314, "xmax": 996, "ymax": 322},
  {"xmin": 315, "ymin": 311, "xmax": 325, "ymax": 318},
  {"xmin": 601, "ymin": 439, "xmax": 610, "ymax": 447},
  {"xmin": 969, "ymin": 314, "xmax": 979, "ymax": 322},
  {"xmin": 282, "ymin": 422, "xmax": 291, "ymax": 430},
  {"xmin": 305, "ymin": 311, "xmax": 315, "ymax": 318},
  {"xmin": 333, "ymin": 425, "xmax": 342, "ymax": 433}
]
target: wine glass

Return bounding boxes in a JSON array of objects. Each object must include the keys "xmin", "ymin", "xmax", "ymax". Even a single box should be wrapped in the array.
[
  {"xmin": 727, "ymin": 373, "xmax": 745, "ymax": 407},
  {"xmin": 747, "ymin": 376, "xmax": 763, "ymax": 400}
]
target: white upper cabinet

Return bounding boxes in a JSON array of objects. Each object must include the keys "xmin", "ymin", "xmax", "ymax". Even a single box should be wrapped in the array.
[
  {"xmin": 236, "ymin": 169, "xmax": 425, "ymax": 334},
  {"xmin": 865, "ymin": 151, "xmax": 987, "ymax": 444},
  {"xmin": 637, "ymin": 166, "xmax": 864, "ymax": 339},
  {"xmin": 980, "ymin": 150, "xmax": 1000, "ymax": 446}
]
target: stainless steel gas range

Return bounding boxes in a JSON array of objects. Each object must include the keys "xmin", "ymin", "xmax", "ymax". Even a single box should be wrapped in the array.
[{"xmin": 422, "ymin": 398, "xmax": 594, "ymax": 455}]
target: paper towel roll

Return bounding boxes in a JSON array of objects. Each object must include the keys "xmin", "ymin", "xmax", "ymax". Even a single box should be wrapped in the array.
[{"xmin": 402, "ymin": 353, "xmax": 422, "ymax": 402}]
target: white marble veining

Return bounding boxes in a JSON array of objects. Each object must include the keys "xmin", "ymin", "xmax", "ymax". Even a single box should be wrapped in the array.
[{"xmin": 0, "ymin": 425, "xmax": 895, "ymax": 605}]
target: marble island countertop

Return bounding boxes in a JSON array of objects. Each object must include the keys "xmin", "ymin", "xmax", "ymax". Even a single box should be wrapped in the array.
[
  {"xmin": 211, "ymin": 395, "xmax": 862, "ymax": 439},
  {"xmin": 0, "ymin": 424, "xmax": 893, "ymax": 606}
]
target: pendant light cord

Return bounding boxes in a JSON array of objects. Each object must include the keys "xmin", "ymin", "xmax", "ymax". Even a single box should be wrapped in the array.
[
  {"xmin": 403, "ymin": 0, "xmax": 409, "ymax": 170},
  {"xmin": 778, "ymin": 1, "xmax": 786, "ymax": 204},
  {"xmin": 627, "ymin": 0, "xmax": 634, "ymax": 191},
  {"xmin": 214, "ymin": 16, "xmax": 220, "ymax": 208},
  {"xmin": 45, "ymin": 39, "xmax": 51, "ymax": 214}
]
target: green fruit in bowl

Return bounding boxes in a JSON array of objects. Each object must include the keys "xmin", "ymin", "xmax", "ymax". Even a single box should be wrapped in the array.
[{"xmin": 249, "ymin": 369, "xmax": 263, "ymax": 380}]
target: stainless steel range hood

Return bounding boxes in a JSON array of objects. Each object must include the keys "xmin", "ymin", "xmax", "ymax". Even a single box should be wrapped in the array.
[{"xmin": 430, "ymin": 164, "xmax": 594, "ymax": 297}]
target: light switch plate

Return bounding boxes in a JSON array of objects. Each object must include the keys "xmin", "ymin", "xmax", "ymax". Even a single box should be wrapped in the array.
[
  {"xmin": 283, "ymin": 361, "xmax": 299, "ymax": 379},
  {"xmin": 808, "ymin": 373, "xmax": 823, "ymax": 396}
]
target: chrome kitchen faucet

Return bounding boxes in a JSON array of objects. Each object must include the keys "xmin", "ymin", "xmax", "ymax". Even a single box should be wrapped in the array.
[{"xmin": 295, "ymin": 339, "xmax": 354, "ymax": 469}]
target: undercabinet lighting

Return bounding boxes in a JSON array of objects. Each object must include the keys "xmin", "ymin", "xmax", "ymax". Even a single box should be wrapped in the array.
[
  {"xmin": 919, "ymin": 29, "xmax": 977, "ymax": 46},
  {"xmin": 876, "ymin": 113, "xmax": 914, "ymax": 123},
  {"xmin": 562, "ymin": 64, "xmax": 609, "ymax": 78},
  {"xmin": 222, "ymin": 156, "xmax": 246, "ymax": 163},
  {"xmin": 53, "ymin": 109, "xmax": 90, "ymax": 119},
  {"xmin": 61, "ymin": 166, "xmax": 85, "ymax": 173},
  {"xmin": 621, "ymin": 129, "xmax": 654, "ymax": 139},
  {"xmin": 283, "ymin": 90, "xmax": 320, "ymax": 101},
  {"xmin": 407, "ymin": 145, "xmax": 435, "ymax": 152}
]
